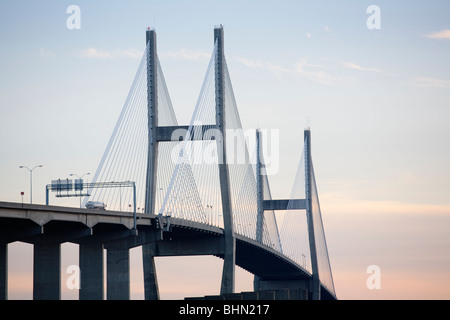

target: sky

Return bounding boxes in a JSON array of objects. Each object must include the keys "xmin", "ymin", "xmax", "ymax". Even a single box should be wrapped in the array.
[{"xmin": 1, "ymin": 0, "xmax": 450, "ymax": 300}]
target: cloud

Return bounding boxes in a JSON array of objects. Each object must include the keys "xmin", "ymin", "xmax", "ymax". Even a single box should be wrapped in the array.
[
  {"xmin": 235, "ymin": 57, "xmax": 292, "ymax": 74},
  {"xmin": 78, "ymin": 48, "xmax": 143, "ymax": 60},
  {"xmin": 235, "ymin": 56, "xmax": 341, "ymax": 85},
  {"xmin": 342, "ymin": 62, "xmax": 383, "ymax": 73},
  {"xmin": 294, "ymin": 58, "xmax": 341, "ymax": 85},
  {"xmin": 321, "ymin": 192, "xmax": 450, "ymax": 216},
  {"xmin": 164, "ymin": 48, "xmax": 210, "ymax": 61},
  {"xmin": 79, "ymin": 47, "xmax": 114, "ymax": 59},
  {"xmin": 425, "ymin": 29, "xmax": 450, "ymax": 40},
  {"xmin": 38, "ymin": 47, "xmax": 55, "ymax": 58},
  {"xmin": 407, "ymin": 76, "xmax": 450, "ymax": 89},
  {"xmin": 295, "ymin": 58, "xmax": 328, "ymax": 70},
  {"xmin": 118, "ymin": 49, "xmax": 143, "ymax": 59}
]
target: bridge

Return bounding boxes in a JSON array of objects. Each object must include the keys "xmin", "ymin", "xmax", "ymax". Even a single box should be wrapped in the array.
[{"xmin": 0, "ymin": 26, "xmax": 336, "ymax": 300}]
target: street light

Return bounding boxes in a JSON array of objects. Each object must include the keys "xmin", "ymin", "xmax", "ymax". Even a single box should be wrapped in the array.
[
  {"xmin": 19, "ymin": 164, "xmax": 43, "ymax": 204},
  {"xmin": 70, "ymin": 172, "xmax": 90, "ymax": 179},
  {"xmin": 70, "ymin": 172, "xmax": 90, "ymax": 208}
]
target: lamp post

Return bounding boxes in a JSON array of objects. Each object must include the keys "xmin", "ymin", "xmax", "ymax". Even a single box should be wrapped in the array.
[
  {"xmin": 70, "ymin": 172, "xmax": 90, "ymax": 208},
  {"xmin": 19, "ymin": 164, "xmax": 43, "ymax": 204}
]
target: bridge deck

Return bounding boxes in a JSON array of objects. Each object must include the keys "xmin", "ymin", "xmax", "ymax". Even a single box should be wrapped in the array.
[{"xmin": 0, "ymin": 202, "xmax": 336, "ymax": 300}]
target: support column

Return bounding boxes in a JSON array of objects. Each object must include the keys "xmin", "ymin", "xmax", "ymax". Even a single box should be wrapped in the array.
[
  {"xmin": 305, "ymin": 129, "xmax": 320, "ymax": 300},
  {"xmin": 255, "ymin": 129, "xmax": 264, "ymax": 243},
  {"xmin": 215, "ymin": 26, "xmax": 235, "ymax": 295},
  {"xmin": 143, "ymin": 27, "xmax": 161, "ymax": 300},
  {"xmin": 107, "ymin": 245, "xmax": 130, "ymax": 300},
  {"xmin": 254, "ymin": 130, "xmax": 263, "ymax": 291},
  {"xmin": 142, "ymin": 243, "xmax": 159, "ymax": 300},
  {"xmin": 144, "ymin": 27, "xmax": 158, "ymax": 216},
  {"xmin": 79, "ymin": 242, "xmax": 104, "ymax": 300},
  {"xmin": 0, "ymin": 243, "xmax": 7, "ymax": 300},
  {"xmin": 33, "ymin": 242, "xmax": 61, "ymax": 300}
]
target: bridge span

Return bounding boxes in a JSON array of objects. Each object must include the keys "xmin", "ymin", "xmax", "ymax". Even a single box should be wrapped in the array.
[
  {"xmin": 0, "ymin": 201, "xmax": 335, "ymax": 300},
  {"xmin": 2, "ymin": 25, "xmax": 338, "ymax": 301}
]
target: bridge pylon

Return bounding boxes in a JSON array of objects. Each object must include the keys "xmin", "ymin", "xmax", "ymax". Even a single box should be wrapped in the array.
[
  {"xmin": 252, "ymin": 128, "xmax": 334, "ymax": 300},
  {"xmin": 142, "ymin": 28, "xmax": 161, "ymax": 300},
  {"xmin": 214, "ymin": 25, "xmax": 236, "ymax": 296},
  {"xmin": 141, "ymin": 26, "xmax": 236, "ymax": 299}
]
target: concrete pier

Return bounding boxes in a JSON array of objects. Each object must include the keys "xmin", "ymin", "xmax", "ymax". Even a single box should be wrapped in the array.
[
  {"xmin": 79, "ymin": 242, "xmax": 104, "ymax": 300},
  {"xmin": 33, "ymin": 242, "xmax": 61, "ymax": 300},
  {"xmin": 0, "ymin": 243, "xmax": 7, "ymax": 300},
  {"xmin": 106, "ymin": 244, "xmax": 130, "ymax": 300},
  {"xmin": 143, "ymin": 243, "xmax": 159, "ymax": 300}
]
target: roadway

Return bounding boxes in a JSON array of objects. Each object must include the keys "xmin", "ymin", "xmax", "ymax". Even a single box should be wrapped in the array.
[{"xmin": 0, "ymin": 201, "xmax": 336, "ymax": 300}]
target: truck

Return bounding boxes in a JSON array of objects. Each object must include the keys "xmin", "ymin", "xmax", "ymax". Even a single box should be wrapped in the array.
[{"xmin": 85, "ymin": 201, "xmax": 107, "ymax": 210}]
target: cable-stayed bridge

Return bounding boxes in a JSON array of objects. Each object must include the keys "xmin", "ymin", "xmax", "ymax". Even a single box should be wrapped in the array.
[{"xmin": 0, "ymin": 26, "xmax": 336, "ymax": 300}]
